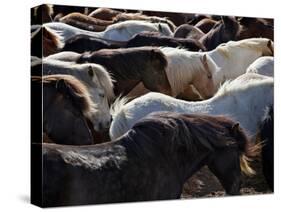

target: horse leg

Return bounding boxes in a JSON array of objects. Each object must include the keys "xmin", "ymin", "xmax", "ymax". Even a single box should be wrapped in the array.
[{"xmin": 207, "ymin": 150, "xmax": 242, "ymax": 195}]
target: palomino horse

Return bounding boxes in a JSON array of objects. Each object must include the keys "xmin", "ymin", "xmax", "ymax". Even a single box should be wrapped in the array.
[
  {"xmin": 75, "ymin": 47, "xmax": 172, "ymax": 97},
  {"xmin": 246, "ymin": 56, "xmax": 274, "ymax": 77},
  {"xmin": 127, "ymin": 47, "xmax": 217, "ymax": 100},
  {"xmin": 110, "ymin": 73, "xmax": 273, "ymax": 140},
  {"xmin": 257, "ymin": 105, "xmax": 274, "ymax": 191},
  {"xmin": 39, "ymin": 112, "xmax": 259, "ymax": 206},
  {"xmin": 32, "ymin": 59, "xmax": 114, "ymax": 131},
  {"xmin": 32, "ymin": 75, "xmax": 96, "ymax": 145},
  {"xmin": 207, "ymin": 38, "xmax": 274, "ymax": 88},
  {"xmin": 44, "ymin": 20, "xmax": 173, "ymax": 43}
]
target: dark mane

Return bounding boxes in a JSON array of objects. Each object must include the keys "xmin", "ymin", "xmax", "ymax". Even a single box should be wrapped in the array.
[
  {"xmin": 132, "ymin": 112, "xmax": 248, "ymax": 156},
  {"xmin": 33, "ymin": 75, "xmax": 94, "ymax": 115},
  {"xmin": 200, "ymin": 16, "xmax": 240, "ymax": 50},
  {"xmin": 77, "ymin": 47, "xmax": 168, "ymax": 80},
  {"xmin": 126, "ymin": 32, "xmax": 206, "ymax": 51},
  {"xmin": 62, "ymin": 34, "xmax": 120, "ymax": 53}
]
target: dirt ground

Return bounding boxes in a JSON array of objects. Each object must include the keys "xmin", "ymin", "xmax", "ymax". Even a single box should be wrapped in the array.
[{"xmin": 181, "ymin": 157, "xmax": 272, "ymax": 199}]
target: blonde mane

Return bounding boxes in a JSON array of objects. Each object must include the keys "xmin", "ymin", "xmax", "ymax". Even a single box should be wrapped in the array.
[
  {"xmin": 216, "ymin": 38, "xmax": 273, "ymax": 58},
  {"xmin": 91, "ymin": 64, "xmax": 116, "ymax": 102},
  {"xmin": 160, "ymin": 47, "xmax": 219, "ymax": 96}
]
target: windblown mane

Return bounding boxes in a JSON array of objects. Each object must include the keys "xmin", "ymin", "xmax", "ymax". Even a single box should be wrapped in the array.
[
  {"xmin": 33, "ymin": 74, "xmax": 97, "ymax": 118},
  {"xmin": 133, "ymin": 112, "xmax": 249, "ymax": 155}
]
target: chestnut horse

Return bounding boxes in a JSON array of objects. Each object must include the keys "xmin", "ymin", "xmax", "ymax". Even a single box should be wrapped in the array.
[
  {"xmin": 58, "ymin": 12, "xmax": 115, "ymax": 32},
  {"xmin": 39, "ymin": 112, "xmax": 259, "ymax": 206}
]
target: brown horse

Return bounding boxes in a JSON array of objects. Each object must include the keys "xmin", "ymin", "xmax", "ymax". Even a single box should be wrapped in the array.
[
  {"xmin": 199, "ymin": 16, "xmax": 240, "ymax": 50},
  {"xmin": 126, "ymin": 32, "xmax": 206, "ymax": 51},
  {"xmin": 88, "ymin": 7, "xmax": 122, "ymax": 20},
  {"xmin": 195, "ymin": 18, "xmax": 218, "ymax": 33},
  {"xmin": 32, "ymin": 75, "xmax": 96, "ymax": 145},
  {"xmin": 31, "ymin": 25, "xmax": 64, "ymax": 57},
  {"xmin": 174, "ymin": 24, "xmax": 205, "ymax": 40},
  {"xmin": 76, "ymin": 47, "xmax": 172, "ymax": 97},
  {"xmin": 58, "ymin": 12, "xmax": 115, "ymax": 32},
  {"xmin": 237, "ymin": 17, "xmax": 274, "ymax": 41},
  {"xmin": 38, "ymin": 112, "xmax": 259, "ymax": 206}
]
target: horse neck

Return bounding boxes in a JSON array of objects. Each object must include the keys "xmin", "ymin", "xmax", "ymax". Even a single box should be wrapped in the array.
[
  {"xmin": 208, "ymin": 47, "xmax": 262, "ymax": 87},
  {"xmin": 166, "ymin": 51, "xmax": 202, "ymax": 96}
]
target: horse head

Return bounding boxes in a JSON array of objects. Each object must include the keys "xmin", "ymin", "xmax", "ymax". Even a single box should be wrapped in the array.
[
  {"xmin": 40, "ymin": 75, "xmax": 95, "ymax": 145},
  {"xmin": 192, "ymin": 54, "xmax": 217, "ymax": 99}
]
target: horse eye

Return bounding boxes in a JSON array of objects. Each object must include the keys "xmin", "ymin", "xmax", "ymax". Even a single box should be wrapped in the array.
[
  {"xmin": 99, "ymin": 93, "xmax": 105, "ymax": 98},
  {"xmin": 208, "ymin": 74, "xmax": 212, "ymax": 79}
]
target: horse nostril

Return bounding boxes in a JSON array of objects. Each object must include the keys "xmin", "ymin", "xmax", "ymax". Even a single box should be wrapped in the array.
[{"xmin": 110, "ymin": 116, "xmax": 113, "ymax": 122}]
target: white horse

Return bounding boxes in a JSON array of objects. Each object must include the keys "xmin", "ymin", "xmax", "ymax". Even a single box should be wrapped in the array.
[
  {"xmin": 208, "ymin": 38, "xmax": 274, "ymax": 88},
  {"xmin": 110, "ymin": 73, "xmax": 273, "ymax": 140},
  {"xmin": 246, "ymin": 56, "xmax": 274, "ymax": 77},
  {"xmin": 127, "ymin": 38, "xmax": 273, "ymax": 101},
  {"xmin": 127, "ymin": 48, "xmax": 219, "ymax": 100},
  {"xmin": 44, "ymin": 20, "xmax": 173, "ymax": 43},
  {"xmin": 160, "ymin": 47, "xmax": 219, "ymax": 99},
  {"xmin": 41, "ymin": 59, "xmax": 115, "ymax": 131}
]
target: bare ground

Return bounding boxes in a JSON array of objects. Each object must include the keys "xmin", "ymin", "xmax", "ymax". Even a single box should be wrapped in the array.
[{"xmin": 181, "ymin": 157, "xmax": 272, "ymax": 199}]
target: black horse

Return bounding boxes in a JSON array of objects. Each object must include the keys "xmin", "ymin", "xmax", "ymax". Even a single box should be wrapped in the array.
[
  {"xmin": 38, "ymin": 112, "xmax": 259, "ymax": 207},
  {"xmin": 259, "ymin": 105, "xmax": 274, "ymax": 191}
]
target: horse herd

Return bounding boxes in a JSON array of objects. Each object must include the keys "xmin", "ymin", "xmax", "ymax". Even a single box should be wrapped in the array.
[{"xmin": 31, "ymin": 4, "xmax": 274, "ymax": 207}]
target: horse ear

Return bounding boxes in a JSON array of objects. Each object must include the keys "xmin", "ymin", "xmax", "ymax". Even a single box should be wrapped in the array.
[
  {"xmin": 267, "ymin": 39, "xmax": 272, "ymax": 47},
  {"xmin": 158, "ymin": 24, "xmax": 163, "ymax": 33},
  {"xmin": 231, "ymin": 123, "xmax": 240, "ymax": 135},
  {"xmin": 56, "ymin": 79, "xmax": 68, "ymax": 92},
  {"xmin": 88, "ymin": 66, "xmax": 95, "ymax": 78},
  {"xmin": 201, "ymin": 54, "xmax": 209, "ymax": 70}
]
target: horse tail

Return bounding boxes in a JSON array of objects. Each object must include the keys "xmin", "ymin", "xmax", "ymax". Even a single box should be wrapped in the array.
[
  {"xmin": 239, "ymin": 139, "xmax": 262, "ymax": 176},
  {"xmin": 109, "ymin": 96, "xmax": 131, "ymax": 140}
]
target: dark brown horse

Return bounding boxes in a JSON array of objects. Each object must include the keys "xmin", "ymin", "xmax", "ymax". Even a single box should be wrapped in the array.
[
  {"xmin": 58, "ymin": 12, "xmax": 115, "ymax": 32},
  {"xmin": 237, "ymin": 17, "xmax": 274, "ymax": 41},
  {"xmin": 195, "ymin": 18, "xmax": 218, "ymax": 33},
  {"xmin": 257, "ymin": 105, "xmax": 274, "ymax": 191},
  {"xmin": 32, "ymin": 75, "xmax": 95, "ymax": 145},
  {"xmin": 126, "ymin": 32, "xmax": 206, "ymax": 51},
  {"xmin": 61, "ymin": 34, "xmax": 122, "ymax": 53},
  {"xmin": 38, "ymin": 112, "xmax": 259, "ymax": 207},
  {"xmin": 199, "ymin": 16, "xmax": 240, "ymax": 50},
  {"xmin": 76, "ymin": 47, "xmax": 172, "ymax": 97}
]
